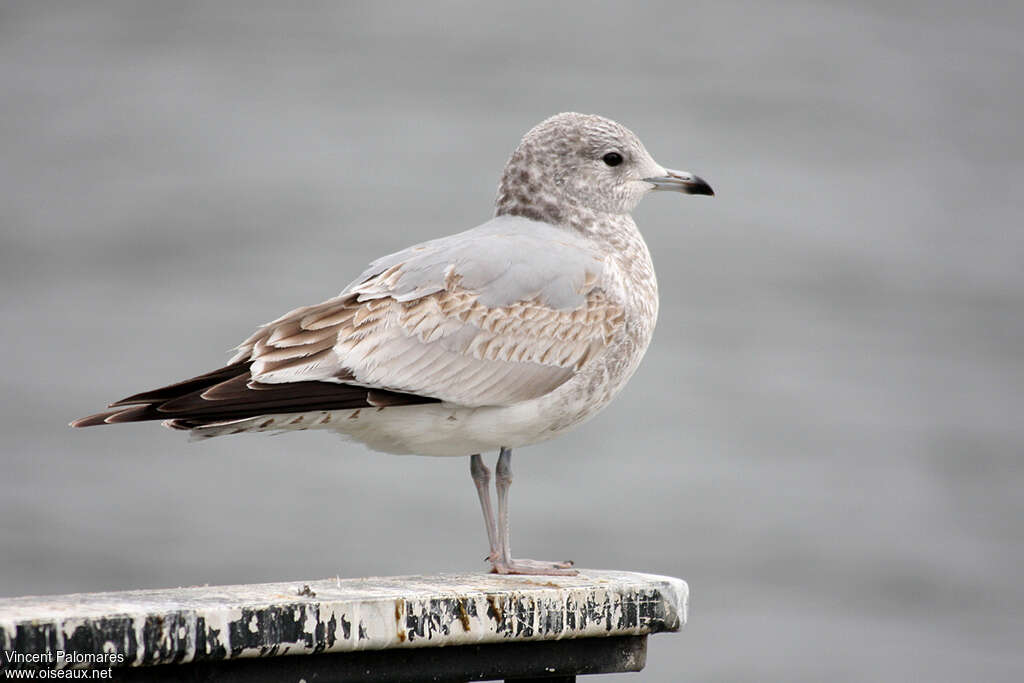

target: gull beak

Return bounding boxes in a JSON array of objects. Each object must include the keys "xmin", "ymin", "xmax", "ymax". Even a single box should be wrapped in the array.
[{"xmin": 643, "ymin": 168, "xmax": 714, "ymax": 196}]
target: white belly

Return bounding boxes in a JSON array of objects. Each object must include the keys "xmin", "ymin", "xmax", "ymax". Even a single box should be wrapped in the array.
[{"xmin": 328, "ymin": 401, "xmax": 559, "ymax": 456}]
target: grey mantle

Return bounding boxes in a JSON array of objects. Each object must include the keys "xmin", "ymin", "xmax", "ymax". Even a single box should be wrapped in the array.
[{"xmin": 0, "ymin": 570, "xmax": 687, "ymax": 680}]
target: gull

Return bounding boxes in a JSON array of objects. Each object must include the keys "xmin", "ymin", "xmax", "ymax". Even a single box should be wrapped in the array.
[{"xmin": 72, "ymin": 113, "xmax": 714, "ymax": 575}]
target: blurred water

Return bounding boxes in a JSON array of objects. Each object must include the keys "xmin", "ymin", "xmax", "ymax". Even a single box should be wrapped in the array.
[{"xmin": 1, "ymin": 2, "xmax": 1022, "ymax": 681}]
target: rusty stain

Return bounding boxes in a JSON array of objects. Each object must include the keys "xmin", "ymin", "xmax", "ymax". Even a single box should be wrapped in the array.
[
  {"xmin": 486, "ymin": 595, "xmax": 504, "ymax": 622},
  {"xmin": 456, "ymin": 599, "xmax": 471, "ymax": 632},
  {"xmin": 348, "ymin": 409, "xmax": 360, "ymax": 420},
  {"xmin": 395, "ymin": 599, "xmax": 406, "ymax": 642}
]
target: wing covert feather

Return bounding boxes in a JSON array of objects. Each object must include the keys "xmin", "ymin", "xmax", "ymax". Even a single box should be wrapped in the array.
[{"xmin": 230, "ymin": 217, "xmax": 624, "ymax": 406}]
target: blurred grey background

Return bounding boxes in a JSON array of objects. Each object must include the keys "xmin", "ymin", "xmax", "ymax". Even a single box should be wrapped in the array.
[{"xmin": 2, "ymin": 1, "xmax": 1022, "ymax": 681}]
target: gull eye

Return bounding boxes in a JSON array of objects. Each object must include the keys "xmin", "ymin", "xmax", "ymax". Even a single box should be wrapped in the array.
[{"xmin": 602, "ymin": 152, "xmax": 623, "ymax": 167}]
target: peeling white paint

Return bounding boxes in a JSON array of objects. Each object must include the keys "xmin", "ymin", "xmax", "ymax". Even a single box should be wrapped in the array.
[{"xmin": 0, "ymin": 570, "xmax": 687, "ymax": 669}]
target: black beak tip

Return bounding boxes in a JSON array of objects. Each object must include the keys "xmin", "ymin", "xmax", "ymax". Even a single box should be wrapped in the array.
[{"xmin": 688, "ymin": 177, "xmax": 715, "ymax": 196}]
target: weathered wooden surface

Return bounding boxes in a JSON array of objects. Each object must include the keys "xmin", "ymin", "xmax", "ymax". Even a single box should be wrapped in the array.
[{"xmin": 0, "ymin": 570, "xmax": 686, "ymax": 672}]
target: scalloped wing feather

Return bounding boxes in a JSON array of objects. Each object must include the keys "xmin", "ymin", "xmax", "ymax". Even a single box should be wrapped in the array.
[{"xmin": 230, "ymin": 217, "xmax": 624, "ymax": 407}]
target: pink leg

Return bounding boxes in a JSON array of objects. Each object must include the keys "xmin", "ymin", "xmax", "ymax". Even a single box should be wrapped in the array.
[
  {"xmin": 491, "ymin": 447, "xmax": 576, "ymax": 576},
  {"xmin": 470, "ymin": 453, "xmax": 500, "ymax": 563}
]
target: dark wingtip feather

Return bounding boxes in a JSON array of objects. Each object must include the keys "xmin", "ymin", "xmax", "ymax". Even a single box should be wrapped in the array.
[
  {"xmin": 73, "ymin": 361, "xmax": 441, "ymax": 431},
  {"xmin": 72, "ymin": 405, "xmax": 161, "ymax": 427},
  {"xmin": 70, "ymin": 411, "xmax": 119, "ymax": 428},
  {"xmin": 102, "ymin": 405, "xmax": 158, "ymax": 423},
  {"xmin": 197, "ymin": 374, "xmax": 253, "ymax": 402},
  {"xmin": 108, "ymin": 362, "xmax": 251, "ymax": 407}
]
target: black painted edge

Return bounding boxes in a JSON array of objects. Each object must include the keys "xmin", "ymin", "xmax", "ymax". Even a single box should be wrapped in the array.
[{"xmin": 114, "ymin": 634, "xmax": 647, "ymax": 683}]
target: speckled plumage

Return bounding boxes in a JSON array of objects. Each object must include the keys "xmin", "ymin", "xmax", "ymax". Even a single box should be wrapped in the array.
[
  {"xmin": 198, "ymin": 113, "xmax": 672, "ymax": 453},
  {"xmin": 73, "ymin": 113, "xmax": 710, "ymax": 457},
  {"xmin": 73, "ymin": 113, "xmax": 713, "ymax": 574}
]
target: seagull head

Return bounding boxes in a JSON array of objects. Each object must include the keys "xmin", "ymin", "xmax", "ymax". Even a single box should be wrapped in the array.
[{"xmin": 496, "ymin": 112, "xmax": 713, "ymax": 225}]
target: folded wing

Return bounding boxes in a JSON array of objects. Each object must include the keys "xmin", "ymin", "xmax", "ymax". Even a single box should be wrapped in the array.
[
  {"xmin": 72, "ymin": 216, "xmax": 624, "ymax": 428},
  {"xmin": 234, "ymin": 216, "xmax": 623, "ymax": 406}
]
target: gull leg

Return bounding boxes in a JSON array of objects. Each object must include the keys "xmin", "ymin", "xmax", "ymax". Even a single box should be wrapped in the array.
[
  {"xmin": 491, "ymin": 447, "xmax": 577, "ymax": 575},
  {"xmin": 470, "ymin": 454, "xmax": 499, "ymax": 563}
]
